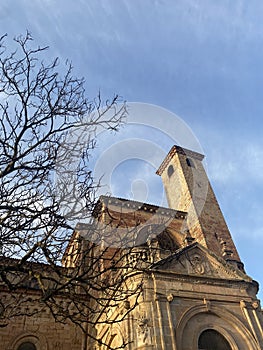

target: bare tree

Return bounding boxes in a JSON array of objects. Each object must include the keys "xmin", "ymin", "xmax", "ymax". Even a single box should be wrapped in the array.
[{"xmin": 0, "ymin": 32, "xmax": 146, "ymax": 349}]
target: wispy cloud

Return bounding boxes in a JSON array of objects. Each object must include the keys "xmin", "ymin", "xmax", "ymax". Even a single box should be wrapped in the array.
[{"xmin": 207, "ymin": 141, "xmax": 263, "ymax": 184}]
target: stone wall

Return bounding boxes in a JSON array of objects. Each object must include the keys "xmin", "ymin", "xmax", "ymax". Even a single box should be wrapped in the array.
[{"xmin": 0, "ymin": 299, "xmax": 83, "ymax": 350}]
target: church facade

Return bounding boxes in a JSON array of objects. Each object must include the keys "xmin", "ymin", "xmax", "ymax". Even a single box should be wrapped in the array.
[{"xmin": 1, "ymin": 145, "xmax": 263, "ymax": 350}]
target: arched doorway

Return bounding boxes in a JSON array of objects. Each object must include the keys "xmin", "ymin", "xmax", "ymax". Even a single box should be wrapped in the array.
[
  {"xmin": 17, "ymin": 342, "xmax": 37, "ymax": 350},
  {"xmin": 198, "ymin": 329, "xmax": 231, "ymax": 350}
]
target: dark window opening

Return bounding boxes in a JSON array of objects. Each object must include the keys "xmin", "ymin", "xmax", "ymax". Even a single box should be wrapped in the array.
[
  {"xmin": 186, "ymin": 157, "xmax": 195, "ymax": 168},
  {"xmin": 167, "ymin": 165, "xmax": 174, "ymax": 177},
  {"xmin": 198, "ymin": 329, "xmax": 231, "ymax": 350},
  {"xmin": 17, "ymin": 342, "xmax": 37, "ymax": 350}
]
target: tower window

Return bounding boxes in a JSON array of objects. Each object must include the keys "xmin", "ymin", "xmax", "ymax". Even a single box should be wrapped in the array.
[
  {"xmin": 198, "ymin": 329, "xmax": 231, "ymax": 350},
  {"xmin": 167, "ymin": 165, "xmax": 174, "ymax": 177},
  {"xmin": 186, "ymin": 157, "xmax": 195, "ymax": 168}
]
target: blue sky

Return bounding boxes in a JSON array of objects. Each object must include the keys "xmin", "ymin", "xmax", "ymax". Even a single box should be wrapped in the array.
[{"xmin": 2, "ymin": 0, "xmax": 263, "ymax": 300}]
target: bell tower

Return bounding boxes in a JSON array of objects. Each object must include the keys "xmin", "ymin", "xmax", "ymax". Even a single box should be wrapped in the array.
[{"xmin": 156, "ymin": 145, "xmax": 242, "ymax": 267}]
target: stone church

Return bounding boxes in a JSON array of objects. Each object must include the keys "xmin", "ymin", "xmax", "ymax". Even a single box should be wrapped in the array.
[{"xmin": 1, "ymin": 145, "xmax": 263, "ymax": 349}]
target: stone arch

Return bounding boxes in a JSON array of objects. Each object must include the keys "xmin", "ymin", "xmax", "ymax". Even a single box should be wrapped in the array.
[
  {"xmin": 196, "ymin": 326, "xmax": 237, "ymax": 350},
  {"xmin": 102, "ymin": 324, "xmax": 125, "ymax": 349},
  {"xmin": 17, "ymin": 343, "xmax": 36, "ymax": 350},
  {"xmin": 157, "ymin": 228, "xmax": 180, "ymax": 252},
  {"xmin": 8, "ymin": 332, "xmax": 48, "ymax": 350},
  {"xmin": 198, "ymin": 329, "xmax": 232, "ymax": 350},
  {"xmin": 135, "ymin": 224, "xmax": 165, "ymax": 247},
  {"xmin": 176, "ymin": 304, "xmax": 258, "ymax": 350},
  {"xmin": 135, "ymin": 223, "xmax": 181, "ymax": 252}
]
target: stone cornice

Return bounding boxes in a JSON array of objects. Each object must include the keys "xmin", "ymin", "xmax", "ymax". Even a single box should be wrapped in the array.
[{"xmin": 93, "ymin": 195, "xmax": 187, "ymax": 220}]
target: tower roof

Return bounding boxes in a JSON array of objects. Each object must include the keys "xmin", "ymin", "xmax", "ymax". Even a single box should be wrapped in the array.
[{"xmin": 156, "ymin": 145, "xmax": 204, "ymax": 175}]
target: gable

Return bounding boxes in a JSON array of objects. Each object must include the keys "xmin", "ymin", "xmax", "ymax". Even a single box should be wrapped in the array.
[{"xmin": 150, "ymin": 243, "xmax": 251, "ymax": 282}]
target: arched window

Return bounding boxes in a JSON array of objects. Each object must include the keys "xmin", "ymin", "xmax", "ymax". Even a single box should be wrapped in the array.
[
  {"xmin": 186, "ymin": 157, "xmax": 195, "ymax": 168},
  {"xmin": 167, "ymin": 164, "xmax": 174, "ymax": 177},
  {"xmin": 198, "ymin": 329, "xmax": 231, "ymax": 350},
  {"xmin": 17, "ymin": 342, "xmax": 37, "ymax": 350}
]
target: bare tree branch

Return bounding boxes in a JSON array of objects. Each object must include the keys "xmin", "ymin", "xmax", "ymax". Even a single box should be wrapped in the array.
[{"xmin": 0, "ymin": 33, "xmax": 139, "ymax": 349}]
